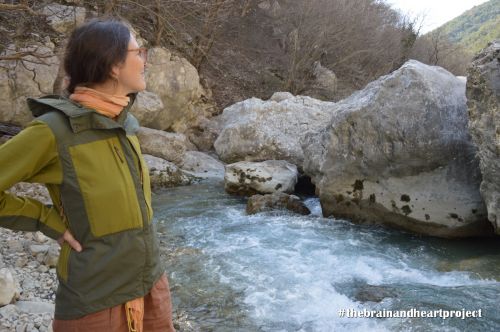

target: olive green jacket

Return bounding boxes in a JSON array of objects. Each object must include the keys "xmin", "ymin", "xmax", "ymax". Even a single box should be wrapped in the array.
[{"xmin": 0, "ymin": 95, "xmax": 163, "ymax": 319}]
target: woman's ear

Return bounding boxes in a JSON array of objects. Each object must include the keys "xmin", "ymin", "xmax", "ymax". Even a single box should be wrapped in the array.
[
  {"xmin": 110, "ymin": 65, "xmax": 120, "ymax": 80},
  {"xmin": 111, "ymin": 59, "xmax": 126, "ymax": 80}
]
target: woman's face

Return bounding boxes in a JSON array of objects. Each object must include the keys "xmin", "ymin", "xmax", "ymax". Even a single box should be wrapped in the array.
[{"xmin": 112, "ymin": 34, "xmax": 147, "ymax": 94}]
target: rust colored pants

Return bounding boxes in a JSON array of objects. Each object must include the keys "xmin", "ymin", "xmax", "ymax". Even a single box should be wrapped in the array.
[{"xmin": 52, "ymin": 274, "xmax": 175, "ymax": 332}]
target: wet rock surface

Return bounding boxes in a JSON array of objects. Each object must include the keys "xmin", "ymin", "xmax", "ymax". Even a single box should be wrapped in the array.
[
  {"xmin": 246, "ymin": 192, "xmax": 311, "ymax": 215},
  {"xmin": 224, "ymin": 160, "xmax": 298, "ymax": 196}
]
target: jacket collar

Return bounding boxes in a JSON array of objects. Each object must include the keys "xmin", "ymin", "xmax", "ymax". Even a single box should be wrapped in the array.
[{"xmin": 27, "ymin": 93, "xmax": 139, "ymax": 135}]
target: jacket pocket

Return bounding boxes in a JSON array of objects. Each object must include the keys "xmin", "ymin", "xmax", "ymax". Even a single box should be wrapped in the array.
[
  {"xmin": 57, "ymin": 242, "xmax": 70, "ymax": 282},
  {"xmin": 69, "ymin": 137, "xmax": 143, "ymax": 237}
]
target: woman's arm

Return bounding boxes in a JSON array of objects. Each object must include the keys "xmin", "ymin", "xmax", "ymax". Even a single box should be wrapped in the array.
[{"xmin": 0, "ymin": 121, "xmax": 67, "ymax": 240}]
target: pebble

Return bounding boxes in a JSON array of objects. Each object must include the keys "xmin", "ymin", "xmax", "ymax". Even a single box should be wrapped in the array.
[
  {"xmin": 27, "ymin": 261, "xmax": 39, "ymax": 269},
  {"xmin": 37, "ymin": 265, "xmax": 49, "ymax": 273},
  {"xmin": 16, "ymin": 301, "xmax": 55, "ymax": 314},
  {"xmin": 36, "ymin": 253, "xmax": 46, "ymax": 263},
  {"xmin": 43, "ymin": 246, "xmax": 59, "ymax": 268},
  {"xmin": 0, "ymin": 268, "xmax": 17, "ymax": 306},
  {"xmin": 34, "ymin": 232, "xmax": 49, "ymax": 244},
  {"xmin": 30, "ymin": 245, "xmax": 49, "ymax": 256},
  {"xmin": 15, "ymin": 257, "xmax": 28, "ymax": 268},
  {"xmin": 7, "ymin": 240, "xmax": 24, "ymax": 252}
]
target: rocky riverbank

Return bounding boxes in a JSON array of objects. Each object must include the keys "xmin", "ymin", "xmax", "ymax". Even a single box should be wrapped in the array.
[{"xmin": 0, "ymin": 227, "xmax": 57, "ymax": 332}]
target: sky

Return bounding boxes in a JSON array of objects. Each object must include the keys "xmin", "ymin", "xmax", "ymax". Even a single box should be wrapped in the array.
[{"xmin": 386, "ymin": 0, "xmax": 491, "ymax": 33}]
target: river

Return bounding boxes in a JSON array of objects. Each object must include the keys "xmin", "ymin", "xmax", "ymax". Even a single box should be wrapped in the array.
[{"xmin": 153, "ymin": 180, "xmax": 500, "ymax": 332}]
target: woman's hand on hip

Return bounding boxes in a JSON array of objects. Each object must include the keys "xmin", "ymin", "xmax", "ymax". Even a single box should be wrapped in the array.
[{"xmin": 57, "ymin": 230, "xmax": 82, "ymax": 252}]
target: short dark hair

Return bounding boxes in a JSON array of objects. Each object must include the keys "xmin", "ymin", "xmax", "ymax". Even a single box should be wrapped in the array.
[{"xmin": 64, "ymin": 19, "xmax": 131, "ymax": 93}]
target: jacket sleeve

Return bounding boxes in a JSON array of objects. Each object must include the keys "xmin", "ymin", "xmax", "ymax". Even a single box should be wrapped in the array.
[{"xmin": 0, "ymin": 120, "xmax": 66, "ymax": 240}]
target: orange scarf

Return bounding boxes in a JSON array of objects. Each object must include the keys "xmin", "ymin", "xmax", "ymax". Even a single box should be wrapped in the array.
[
  {"xmin": 69, "ymin": 86, "xmax": 130, "ymax": 118},
  {"xmin": 125, "ymin": 298, "xmax": 144, "ymax": 332}
]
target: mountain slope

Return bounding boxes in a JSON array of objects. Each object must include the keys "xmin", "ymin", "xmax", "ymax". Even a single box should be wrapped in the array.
[{"xmin": 434, "ymin": 0, "xmax": 500, "ymax": 54}]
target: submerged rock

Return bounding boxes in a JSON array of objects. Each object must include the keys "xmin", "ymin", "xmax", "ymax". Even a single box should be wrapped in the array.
[
  {"xmin": 224, "ymin": 160, "xmax": 298, "ymax": 196},
  {"xmin": 246, "ymin": 192, "xmax": 311, "ymax": 215},
  {"xmin": 437, "ymin": 255, "xmax": 500, "ymax": 281},
  {"xmin": 303, "ymin": 60, "xmax": 491, "ymax": 238},
  {"xmin": 466, "ymin": 40, "xmax": 500, "ymax": 235},
  {"xmin": 354, "ymin": 284, "xmax": 398, "ymax": 303}
]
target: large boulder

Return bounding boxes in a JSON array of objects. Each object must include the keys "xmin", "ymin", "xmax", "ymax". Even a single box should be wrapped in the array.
[
  {"xmin": 183, "ymin": 115, "xmax": 222, "ymax": 152},
  {"xmin": 214, "ymin": 93, "xmax": 335, "ymax": 169},
  {"xmin": 144, "ymin": 155, "xmax": 199, "ymax": 189},
  {"xmin": 136, "ymin": 127, "xmax": 196, "ymax": 164},
  {"xmin": 224, "ymin": 160, "xmax": 298, "ymax": 196},
  {"xmin": 179, "ymin": 151, "xmax": 225, "ymax": 180},
  {"xmin": 131, "ymin": 91, "xmax": 165, "ymax": 126},
  {"xmin": 132, "ymin": 47, "xmax": 213, "ymax": 134},
  {"xmin": 466, "ymin": 41, "xmax": 500, "ymax": 234},
  {"xmin": 303, "ymin": 60, "xmax": 491, "ymax": 238},
  {"xmin": 138, "ymin": 127, "xmax": 225, "ymax": 182},
  {"xmin": 0, "ymin": 43, "xmax": 59, "ymax": 126}
]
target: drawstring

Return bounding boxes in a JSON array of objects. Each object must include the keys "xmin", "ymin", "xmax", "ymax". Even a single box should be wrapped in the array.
[{"xmin": 125, "ymin": 297, "xmax": 144, "ymax": 332}]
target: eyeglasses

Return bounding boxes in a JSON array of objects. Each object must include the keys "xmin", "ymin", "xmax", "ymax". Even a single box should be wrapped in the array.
[{"xmin": 128, "ymin": 47, "xmax": 148, "ymax": 62}]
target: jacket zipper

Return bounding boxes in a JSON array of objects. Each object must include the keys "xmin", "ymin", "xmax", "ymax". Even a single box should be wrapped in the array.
[
  {"xmin": 125, "ymin": 138, "xmax": 150, "ymax": 220},
  {"xmin": 113, "ymin": 145, "xmax": 125, "ymax": 163},
  {"xmin": 58, "ymin": 195, "xmax": 70, "ymax": 229}
]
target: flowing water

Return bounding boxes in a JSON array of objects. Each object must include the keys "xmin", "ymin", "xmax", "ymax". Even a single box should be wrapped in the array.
[{"xmin": 153, "ymin": 180, "xmax": 500, "ymax": 332}]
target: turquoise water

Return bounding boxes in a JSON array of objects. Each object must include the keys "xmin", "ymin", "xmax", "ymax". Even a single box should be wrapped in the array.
[{"xmin": 153, "ymin": 180, "xmax": 500, "ymax": 332}]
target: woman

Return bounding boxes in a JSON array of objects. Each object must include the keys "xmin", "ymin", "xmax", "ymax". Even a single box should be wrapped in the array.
[{"xmin": 0, "ymin": 19, "xmax": 175, "ymax": 331}]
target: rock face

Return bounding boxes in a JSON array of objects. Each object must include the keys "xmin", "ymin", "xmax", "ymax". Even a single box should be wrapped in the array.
[
  {"xmin": 258, "ymin": 0, "xmax": 282, "ymax": 17},
  {"xmin": 41, "ymin": 3, "xmax": 86, "ymax": 34},
  {"xmin": 224, "ymin": 160, "xmax": 298, "ymax": 196},
  {"xmin": 246, "ymin": 192, "xmax": 311, "ymax": 215},
  {"xmin": 303, "ymin": 60, "xmax": 491, "ymax": 238},
  {"xmin": 214, "ymin": 93, "xmax": 335, "ymax": 169},
  {"xmin": 0, "ymin": 44, "xmax": 59, "ymax": 126},
  {"xmin": 466, "ymin": 41, "xmax": 500, "ymax": 234},
  {"xmin": 132, "ymin": 47, "xmax": 211, "ymax": 133},
  {"xmin": 303, "ymin": 61, "xmax": 338, "ymax": 100}
]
